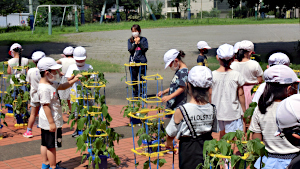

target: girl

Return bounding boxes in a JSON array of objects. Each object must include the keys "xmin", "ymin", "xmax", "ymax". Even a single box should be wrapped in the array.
[
  {"xmin": 127, "ymin": 24, "xmax": 148, "ymax": 97},
  {"xmin": 165, "ymin": 66, "xmax": 218, "ymax": 169},
  {"xmin": 7, "ymin": 43, "xmax": 29, "ymax": 85},
  {"xmin": 157, "ymin": 49, "xmax": 188, "ymax": 114},
  {"xmin": 211, "ymin": 44, "xmax": 246, "ymax": 139},
  {"xmin": 196, "ymin": 41, "xmax": 211, "ymax": 66},
  {"xmin": 56, "ymin": 46, "xmax": 76, "ymax": 114},
  {"xmin": 231, "ymin": 40, "xmax": 263, "ymax": 109},
  {"xmin": 23, "ymin": 51, "xmax": 45, "ymax": 138},
  {"xmin": 249, "ymin": 65, "xmax": 299, "ymax": 169}
]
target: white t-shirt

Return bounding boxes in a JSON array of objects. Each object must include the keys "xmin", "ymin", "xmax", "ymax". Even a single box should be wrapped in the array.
[
  {"xmin": 252, "ymin": 82, "xmax": 266, "ymax": 103},
  {"xmin": 249, "ymin": 102, "xmax": 299, "ymax": 154},
  {"xmin": 8, "ymin": 58, "xmax": 29, "ymax": 84},
  {"xmin": 26, "ymin": 67, "xmax": 41, "ymax": 103},
  {"xmin": 65, "ymin": 64, "xmax": 94, "ymax": 97},
  {"xmin": 59, "ymin": 58, "xmax": 76, "ymax": 74},
  {"xmin": 230, "ymin": 60, "xmax": 263, "ymax": 84},
  {"xmin": 38, "ymin": 82, "xmax": 63, "ymax": 130},
  {"xmin": 166, "ymin": 103, "xmax": 218, "ymax": 139},
  {"xmin": 212, "ymin": 70, "xmax": 245, "ymax": 121}
]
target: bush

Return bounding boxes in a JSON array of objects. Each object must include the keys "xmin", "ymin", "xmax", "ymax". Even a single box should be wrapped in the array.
[
  {"xmin": 233, "ymin": 6, "xmax": 248, "ymax": 18},
  {"xmin": 198, "ymin": 8, "xmax": 221, "ymax": 18},
  {"xmin": 0, "ymin": 26, "xmax": 30, "ymax": 34}
]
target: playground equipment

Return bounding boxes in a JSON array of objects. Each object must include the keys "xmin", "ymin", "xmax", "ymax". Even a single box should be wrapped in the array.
[
  {"xmin": 123, "ymin": 63, "xmax": 176, "ymax": 168},
  {"xmin": 32, "ymin": 5, "xmax": 80, "ymax": 35}
]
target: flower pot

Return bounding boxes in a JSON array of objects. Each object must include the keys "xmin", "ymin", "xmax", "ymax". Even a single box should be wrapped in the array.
[
  {"xmin": 142, "ymin": 139, "xmax": 162, "ymax": 153},
  {"xmin": 130, "ymin": 117, "xmax": 141, "ymax": 124},
  {"xmin": 5, "ymin": 104, "xmax": 13, "ymax": 113},
  {"xmin": 86, "ymin": 151, "xmax": 108, "ymax": 169}
]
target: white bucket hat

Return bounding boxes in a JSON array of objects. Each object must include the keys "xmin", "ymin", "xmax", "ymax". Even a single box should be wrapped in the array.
[
  {"xmin": 37, "ymin": 57, "xmax": 62, "ymax": 71},
  {"xmin": 233, "ymin": 41, "xmax": 241, "ymax": 54},
  {"xmin": 197, "ymin": 41, "xmax": 211, "ymax": 50},
  {"xmin": 9, "ymin": 43, "xmax": 22, "ymax": 56},
  {"xmin": 32, "ymin": 51, "xmax": 46, "ymax": 62},
  {"xmin": 268, "ymin": 52, "xmax": 290, "ymax": 66},
  {"xmin": 264, "ymin": 65, "xmax": 300, "ymax": 84},
  {"xmin": 63, "ymin": 46, "xmax": 74, "ymax": 56},
  {"xmin": 164, "ymin": 49, "xmax": 179, "ymax": 69},
  {"xmin": 217, "ymin": 44, "xmax": 234, "ymax": 60},
  {"xmin": 73, "ymin": 46, "xmax": 87, "ymax": 61},
  {"xmin": 239, "ymin": 40, "xmax": 255, "ymax": 53},
  {"xmin": 275, "ymin": 94, "xmax": 300, "ymax": 136},
  {"xmin": 188, "ymin": 66, "xmax": 213, "ymax": 88}
]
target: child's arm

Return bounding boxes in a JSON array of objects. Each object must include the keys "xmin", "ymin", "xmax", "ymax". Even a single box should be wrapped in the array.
[
  {"xmin": 57, "ymin": 74, "xmax": 81, "ymax": 90},
  {"xmin": 257, "ymin": 76, "xmax": 263, "ymax": 84},
  {"xmin": 166, "ymin": 108, "xmax": 183, "ymax": 148},
  {"xmin": 157, "ymin": 88, "xmax": 170, "ymax": 97},
  {"xmin": 252, "ymin": 133, "xmax": 263, "ymax": 141},
  {"xmin": 238, "ymin": 86, "xmax": 246, "ymax": 113},
  {"xmin": 7, "ymin": 65, "xmax": 11, "ymax": 74},
  {"xmin": 161, "ymin": 86, "xmax": 185, "ymax": 103},
  {"xmin": 43, "ymin": 104, "xmax": 56, "ymax": 132}
]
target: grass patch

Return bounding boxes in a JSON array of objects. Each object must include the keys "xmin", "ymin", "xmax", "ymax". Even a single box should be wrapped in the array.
[{"xmin": 0, "ymin": 18, "xmax": 298, "ymax": 46}]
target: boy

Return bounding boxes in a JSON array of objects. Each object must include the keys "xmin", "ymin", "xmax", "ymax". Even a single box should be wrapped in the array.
[
  {"xmin": 64, "ymin": 46, "xmax": 93, "ymax": 137},
  {"xmin": 37, "ymin": 57, "xmax": 81, "ymax": 169},
  {"xmin": 23, "ymin": 51, "xmax": 45, "ymax": 138},
  {"xmin": 196, "ymin": 41, "xmax": 211, "ymax": 66}
]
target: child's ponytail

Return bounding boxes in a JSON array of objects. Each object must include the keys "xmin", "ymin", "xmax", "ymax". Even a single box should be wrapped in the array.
[
  {"xmin": 13, "ymin": 48, "xmax": 22, "ymax": 66},
  {"xmin": 258, "ymin": 83, "xmax": 290, "ymax": 114},
  {"xmin": 220, "ymin": 59, "xmax": 231, "ymax": 69},
  {"xmin": 177, "ymin": 50, "xmax": 185, "ymax": 61},
  {"xmin": 236, "ymin": 49, "xmax": 245, "ymax": 61}
]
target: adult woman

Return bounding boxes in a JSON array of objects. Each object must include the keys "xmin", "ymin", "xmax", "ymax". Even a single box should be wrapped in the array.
[{"xmin": 127, "ymin": 24, "xmax": 148, "ymax": 97}]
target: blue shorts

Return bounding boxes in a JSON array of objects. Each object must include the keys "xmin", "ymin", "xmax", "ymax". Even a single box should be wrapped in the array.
[
  {"xmin": 218, "ymin": 118, "xmax": 243, "ymax": 133},
  {"xmin": 254, "ymin": 156, "xmax": 292, "ymax": 169}
]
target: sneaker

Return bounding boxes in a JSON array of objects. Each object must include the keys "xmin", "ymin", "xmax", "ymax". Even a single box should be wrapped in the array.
[
  {"xmin": 71, "ymin": 130, "xmax": 79, "ymax": 138},
  {"xmin": 23, "ymin": 131, "xmax": 33, "ymax": 138}
]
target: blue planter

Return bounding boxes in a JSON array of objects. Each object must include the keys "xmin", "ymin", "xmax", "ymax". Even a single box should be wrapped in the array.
[
  {"xmin": 86, "ymin": 149, "xmax": 109, "ymax": 169},
  {"xmin": 142, "ymin": 139, "xmax": 163, "ymax": 153},
  {"xmin": 131, "ymin": 117, "xmax": 142, "ymax": 124},
  {"xmin": 5, "ymin": 104, "xmax": 13, "ymax": 113}
]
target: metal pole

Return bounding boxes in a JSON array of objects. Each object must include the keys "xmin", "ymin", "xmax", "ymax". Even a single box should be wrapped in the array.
[
  {"xmin": 201, "ymin": 0, "xmax": 203, "ymax": 19},
  {"xmin": 187, "ymin": 0, "xmax": 191, "ymax": 20},
  {"xmin": 75, "ymin": 7, "xmax": 79, "ymax": 32},
  {"xmin": 255, "ymin": 3, "xmax": 258, "ymax": 20},
  {"xmin": 61, "ymin": 7, "xmax": 66, "ymax": 28},
  {"xmin": 144, "ymin": 0, "xmax": 156, "ymax": 21},
  {"xmin": 32, "ymin": 7, "xmax": 39, "ymax": 34},
  {"xmin": 100, "ymin": 1, "xmax": 107, "ymax": 24},
  {"xmin": 81, "ymin": 0, "xmax": 85, "ymax": 24},
  {"xmin": 48, "ymin": 6, "xmax": 52, "ymax": 35},
  {"xmin": 116, "ymin": 0, "xmax": 120, "ymax": 22},
  {"xmin": 232, "ymin": 7, "xmax": 233, "ymax": 19}
]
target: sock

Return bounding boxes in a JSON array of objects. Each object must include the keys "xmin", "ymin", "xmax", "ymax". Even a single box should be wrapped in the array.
[
  {"xmin": 27, "ymin": 128, "xmax": 32, "ymax": 132},
  {"xmin": 41, "ymin": 163, "xmax": 50, "ymax": 169}
]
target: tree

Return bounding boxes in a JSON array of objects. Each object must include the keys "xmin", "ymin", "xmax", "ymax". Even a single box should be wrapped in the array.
[
  {"xmin": 227, "ymin": 0, "xmax": 241, "ymax": 8},
  {"xmin": 0, "ymin": 0, "xmax": 27, "ymax": 16},
  {"xmin": 120, "ymin": 0, "xmax": 140, "ymax": 20}
]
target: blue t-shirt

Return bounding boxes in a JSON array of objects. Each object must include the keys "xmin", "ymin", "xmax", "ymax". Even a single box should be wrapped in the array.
[
  {"xmin": 197, "ymin": 55, "xmax": 208, "ymax": 66},
  {"xmin": 166, "ymin": 68, "xmax": 188, "ymax": 110}
]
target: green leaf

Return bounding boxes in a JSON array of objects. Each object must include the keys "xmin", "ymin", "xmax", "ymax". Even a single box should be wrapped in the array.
[
  {"xmin": 77, "ymin": 118, "xmax": 85, "ymax": 130},
  {"xmin": 70, "ymin": 120, "xmax": 76, "ymax": 129},
  {"xmin": 217, "ymin": 140, "xmax": 231, "ymax": 156},
  {"xmin": 81, "ymin": 154, "xmax": 86, "ymax": 164},
  {"xmin": 237, "ymin": 143, "xmax": 244, "ymax": 155},
  {"xmin": 235, "ymin": 130, "xmax": 244, "ymax": 140},
  {"xmin": 71, "ymin": 102, "xmax": 77, "ymax": 113},
  {"xmin": 135, "ymin": 162, "xmax": 139, "ymax": 167},
  {"xmin": 137, "ymin": 137, "xmax": 143, "ymax": 147},
  {"xmin": 249, "ymin": 102, "xmax": 257, "ymax": 107},
  {"xmin": 222, "ymin": 132, "xmax": 236, "ymax": 140},
  {"xmin": 76, "ymin": 136, "xmax": 84, "ymax": 150},
  {"xmin": 143, "ymin": 160, "xmax": 150, "ymax": 169},
  {"xmin": 231, "ymin": 155, "xmax": 241, "ymax": 167}
]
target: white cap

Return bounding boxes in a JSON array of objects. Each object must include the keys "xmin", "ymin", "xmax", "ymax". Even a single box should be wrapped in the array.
[
  {"xmin": 32, "ymin": 51, "xmax": 46, "ymax": 62},
  {"xmin": 73, "ymin": 46, "xmax": 87, "ymax": 61},
  {"xmin": 217, "ymin": 44, "xmax": 234, "ymax": 60},
  {"xmin": 239, "ymin": 40, "xmax": 255, "ymax": 52},
  {"xmin": 197, "ymin": 41, "xmax": 211, "ymax": 50},
  {"xmin": 188, "ymin": 66, "xmax": 213, "ymax": 88},
  {"xmin": 275, "ymin": 94, "xmax": 300, "ymax": 136},
  {"xmin": 264, "ymin": 65, "xmax": 300, "ymax": 84},
  {"xmin": 233, "ymin": 42, "xmax": 241, "ymax": 54},
  {"xmin": 9, "ymin": 43, "xmax": 22, "ymax": 56},
  {"xmin": 268, "ymin": 52, "xmax": 290, "ymax": 66},
  {"xmin": 37, "ymin": 57, "xmax": 62, "ymax": 71},
  {"xmin": 164, "ymin": 49, "xmax": 179, "ymax": 69},
  {"xmin": 63, "ymin": 46, "xmax": 74, "ymax": 56}
]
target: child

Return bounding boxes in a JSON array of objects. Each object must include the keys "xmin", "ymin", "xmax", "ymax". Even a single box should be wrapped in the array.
[
  {"xmin": 64, "ymin": 46, "xmax": 93, "ymax": 137},
  {"xmin": 165, "ymin": 66, "xmax": 218, "ymax": 169},
  {"xmin": 252, "ymin": 52, "xmax": 290, "ymax": 103},
  {"xmin": 249, "ymin": 65, "xmax": 299, "ymax": 169},
  {"xmin": 196, "ymin": 41, "xmax": 211, "ymax": 66},
  {"xmin": 211, "ymin": 44, "xmax": 246, "ymax": 139},
  {"xmin": 23, "ymin": 51, "xmax": 45, "ymax": 138},
  {"xmin": 37, "ymin": 57, "xmax": 81, "ymax": 169},
  {"xmin": 56, "ymin": 46, "xmax": 76, "ymax": 114},
  {"xmin": 157, "ymin": 49, "xmax": 188, "ymax": 113},
  {"xmin": 230, "ymin": 40, "xmax": 263, "ymax": 109},
  {"xmin": 7, "ymin": 43, "xmax": 29, "ymax": 85}
]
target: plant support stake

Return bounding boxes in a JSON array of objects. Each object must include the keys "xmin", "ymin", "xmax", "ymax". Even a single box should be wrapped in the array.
[
  {"xmin": 144, "ymin": 0, "xmax": 156, "ymax": 21},
  {"xmin": 100, "ymin": 1, "xmax": 107, "ymax": 24}
]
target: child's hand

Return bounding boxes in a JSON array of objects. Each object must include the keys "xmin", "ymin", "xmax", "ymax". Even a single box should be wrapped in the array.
[
  {"xmin": 49, "ymin": 123, "xmax": 56, "ymax": 132},
  {"xmin": 74, "ymin": 74, "xmax": 82, "ymax": 80},
  {"xmin": 165, "ymin": 139, "xmax": 173, "ymax": 149},
  {"xmin": 157, "ymin": 91, "xmax": 164, "ymax": 97},
  {"xmin": 161, "ymin": 95, "xmax": 171, "ymax": 103},
  {"xmin": 59, "ymin": 72, "xmax": 64, "ymax": 76}
]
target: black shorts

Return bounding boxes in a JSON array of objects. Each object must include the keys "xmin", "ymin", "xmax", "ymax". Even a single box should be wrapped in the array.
[{"xmin": 41, "ymin": 128, "xmax": 62, "ymax": 149}]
